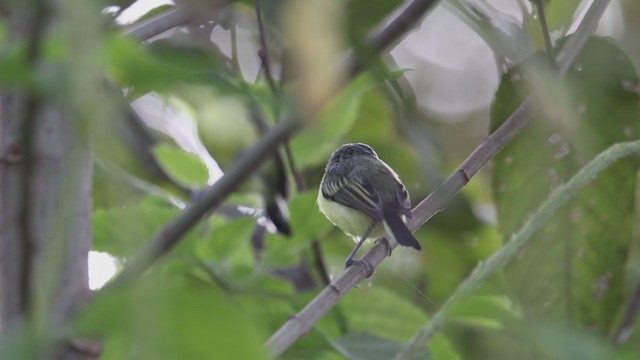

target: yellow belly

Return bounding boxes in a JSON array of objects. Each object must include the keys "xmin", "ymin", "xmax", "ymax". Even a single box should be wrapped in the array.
[{"xmin": 317, "ymin": 190, "xmax": 384, "ymax": 242}]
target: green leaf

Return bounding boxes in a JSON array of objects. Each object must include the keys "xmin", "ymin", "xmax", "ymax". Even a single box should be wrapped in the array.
[
  {"xmin": 289, "ymin": 191, "xmax": 334, "ymax": 242},
  {"xmin": 448, "ymin": 295, "xmax": 520, "ymax": 329},
  {"xmin": 290, "ymin": 74, "xmax": 377, "ymax": 167},
  {"xmin": 152, "ymin": 144, "xmax": 209, "ymax": 188},
  {"xmin": 263, "ymin": 191, "xmax": 333, "ymax": 266},
  {"xmin": 348, "ymin": 89, "xmax": 421, "ymax": 189},
  {"xmin": 341, "ymin": 287, "xmax": 461, "ymax": 359},
  {"xmin": 346, "ymin": 0, "xmax": 403, "ymax": 42},
  {"xmin": 106, "ymin": 36, "xmax": 231, "ymax": 94},
  {"xmin": 490, "ymin": 37, "xmax": 640, "ymax": 332},
  {"xmin": 341, "ymin": 286, "xmax": 426, "ymax": 341},
  {"xmin": 529, "ymin": 322, "xmax": 619, "ymax": 360},
  {"xmin": 195, "ymin": 217, "xmax": 256, "ymax": 265},
  {"xmin": 545, "ymin": 0, "xmax": 582, "ymax": 32},
  {"xmin": 93, "ymin": 198, "xmax": 181, "ymax": 256},
  {"xmin": 0, "ymin": 44, "xmax": 33, "ymax": 88},
  {"xmin": 75, "ymin": 268, "xmax": 267, "ymax": 360},
  {"xmin": 332, "ymin": 333, "xmax": 415, "ymax": 360}
]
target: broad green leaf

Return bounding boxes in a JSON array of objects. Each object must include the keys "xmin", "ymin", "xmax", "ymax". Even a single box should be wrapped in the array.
[
  {"xmin": 448, "ymin": 294, "xmax": 520, "ymax": 329},
  {"xmin": 490, "ymin": 37, "xmax": 640, "ymax": 332},
  {"xmin": 263, "ymin": 191, "xmax": 333, "ymax": 266},
  {"xmin": 152, "ymin": 144, "xmax": 209, "ymax": 188},
  {"xmin": 106, "ymin": 36, "xmax": 231, "ymax": 94},
  {"xmin": 0, "ymin": 44, "xmax": 32, "ymax": 88},
  {"xmin": 332, "ymin": 333, "xmax": 415, "ymax": 360},
  {"xmin": 341, "ymin": 287, "xmax": 461, "ymax": 359},
  {"xmin": 290, "ymin": 74, "xmax": 377, "ymax": 167},
  {"xmin": 195, "ymin": 217, "xmax": 256, "ymax": 265},
  {"xmin": 346, "ymin": 0, "xmax": 403, "ymax": 42},
  {"xmin": 348, "ymin": 89, "xmax": 420, "ymax": 189},
  {"xmin": 526, "ymin": 0, "xmax": 580, "ymax": 53},
  {"xmin": 545, "ymin": 0, "xmax": 581, "ymax": 33},
  {"xmin": 93, "ymin": 198, "xmax": 181, "ymax": 256},
  {"xmin": 529, "ymin": 322, "xmax": 620, "ymax": 360},
  {"xmin": 289, "ymin": 191, "xmax": 334, "ymax": 242},
  {"xmin": 75, "ymin": 268, "xmax": 267, "ymax": 360}
]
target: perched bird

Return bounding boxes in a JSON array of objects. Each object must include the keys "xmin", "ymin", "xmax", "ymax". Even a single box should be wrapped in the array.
[{"xmin": 317, "ymin": 143, "xmax": 421, "ymax": 271}]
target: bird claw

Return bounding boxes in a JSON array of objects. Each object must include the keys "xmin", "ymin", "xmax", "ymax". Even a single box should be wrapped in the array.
[
  {"xmin": 376, "ymin": 238, "xmax": 393, "ymax": 257},
  {"xmin": 345, "ymin": 258, "xmax": 374, "ymax": 278}
]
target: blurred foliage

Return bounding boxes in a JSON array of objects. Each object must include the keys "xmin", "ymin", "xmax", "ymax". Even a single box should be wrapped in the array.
[
  {"xmin": 1, "ymin": 0, "xmax": 640, "ymax": 359},
  {"xmin": 491, "ymin": 36, "xmax": 640, "ymax": 343}
]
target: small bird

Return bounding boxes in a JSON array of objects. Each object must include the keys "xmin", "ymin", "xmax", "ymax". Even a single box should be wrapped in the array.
[{"xmin": 317, "ymin": 143, "xmax": 421, "ymax": 272}]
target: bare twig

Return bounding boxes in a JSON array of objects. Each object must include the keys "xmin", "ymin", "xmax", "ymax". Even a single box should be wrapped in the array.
[
  {"xmin": 556, "ymin": 0, "xmax": 611, "ymax": 74},
  {"xmin": 613, "ymin": 281, "xmax": 640, "ymax": 344},
  {"xmin": 122, "ymin": 1, "xmax": 234, "ymax": 41},
  {"xmin": 255, "ymin": 0, "xmax": 279, "ymax": 95},
  {"xmin": 266, "ymin": 0, "xmax": 612, "ymax": 354},
  {"xmin": 311, "ymin": 239, "xmax": 331, "ymax": 287},
  {"xmin": 346, "ymin": 0, "xmax": 439, "ymax": 76},
  {"xmin": 123, "ymin": 5, "xmax": 193, "ymax": 41},
  {"xmin": 230, "ymin": 21, "xmax": 241, "ymax": 75},
  {"xmin": 532, "ymin": 0, "xmax": 555, "ymax": 64}
]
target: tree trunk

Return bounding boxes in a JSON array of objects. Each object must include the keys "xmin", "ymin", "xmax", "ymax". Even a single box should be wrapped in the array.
[{"xmin": 0, "ymin": 4, "xmax": 94, "ymax": 359}]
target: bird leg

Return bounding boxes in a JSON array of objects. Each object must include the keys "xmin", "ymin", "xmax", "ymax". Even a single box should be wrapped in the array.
[{"xmin": 345, "ymin": 220, "xmax": 377, "ymax": 277}]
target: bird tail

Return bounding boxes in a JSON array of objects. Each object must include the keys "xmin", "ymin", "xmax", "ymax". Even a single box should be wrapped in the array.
[
  {"xmin": 266, "ymin": 197, "xmax": 291, "ymax": 236},
  {"xmin": 383, "ymin": 212, "xmax": 421, "ymax": 250}
]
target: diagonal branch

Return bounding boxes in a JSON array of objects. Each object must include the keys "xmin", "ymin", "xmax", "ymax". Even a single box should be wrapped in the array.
[
  {"xmin": 397, "ymin": 140, "xmax": 640, "ymax": 358},
  {"xmin": 106, "ymin": 120, "xmax": 300, "ymax": 289},
  {"xmin": 265, "ymin": 0, "xmax": 612, "ymax": 355},
  {"xmin": 346, "ymin": 0, "xmax": 439, "ymax": 76},
  {"xmin": 123, "ymin": 4, "xmax": 193, "ymax": 41},
  {"xmin": 122, "ymin": 1, "xmax": 231, "ymax": 41},
  {"xmin": 101, "ymin": 0, "xmax": 440, "ymax": 292}
]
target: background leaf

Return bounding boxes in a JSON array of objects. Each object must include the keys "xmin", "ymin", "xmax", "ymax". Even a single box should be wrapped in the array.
[
  {"xmin": 490, "ymin": 37, "xmax": 640, "ymax": 333},
  {"xmin": 152, "ymin": 144, "xmax": 209, "ymax": 188}
]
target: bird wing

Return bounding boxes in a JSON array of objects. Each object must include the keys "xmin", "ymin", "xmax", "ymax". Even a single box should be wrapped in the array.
[
  {"xmin": 321, "ymin": 175, "xmax": 384, "ymax": 221},
  {"xmin": 396, "ymin": 182, "xmax": 412, "ymax": 219}
]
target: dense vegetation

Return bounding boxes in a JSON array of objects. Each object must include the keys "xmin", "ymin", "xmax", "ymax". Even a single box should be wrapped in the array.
[{"xmin": 1, "ymin": 0, "xmax": 639, "ymax": 359}]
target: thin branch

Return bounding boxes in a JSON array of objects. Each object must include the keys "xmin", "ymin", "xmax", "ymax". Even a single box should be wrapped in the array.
[
  {"xmin": 346, "ymin": 0, "xmax": 440, "ymax": 76},
  {"xmin": 122, "ymin": 1, "xmax": 234, "ymax": 41},
  {"xmin": 265, "ymin": 0, "xmax": 611, "ymax": 354},
  {"xmin": 101, "ymin": 0, "xmax": 440, "ymax": 315},
  {"xmin": 18, "ymin": 0, "xmax": 50, "ymax": 322},
  {"xmin": 556, "ymin": 0, "xmax": 611, "ymax": 75},
  {"xmin": 255, "ymin": 0, "xmax": 279, "ymax": 95},
  {"xmin": 104, "ymin": 120, "xmax": 300, "ymax": 289},
  {"xmin": 532, "ymin": 0, "xmax": 555, "ymax": 65},
  {"xmin": 265, "ymin": 98, "xmax": 533, "ymax": 358},
  {"xmin": 123, "ymin": 5, "xmax": 193, "ymax": 41},
  {"xmin": 255, "ymin": 0, "xmax": 327, "ymax": 285},
  {"xmin": 230, "ymin": 21, "xmax": 241, "ymax": 75},
  {"xmin": 311, "ymin": 239, "xmax": 331, "ymax": 287},
  {"xmin": 613, "ymin": 281, "xmax": 640, "ymax": 344},
  {"xmin": 397, "ymin": 141, "xmax": 640, "ymax": 358}
]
